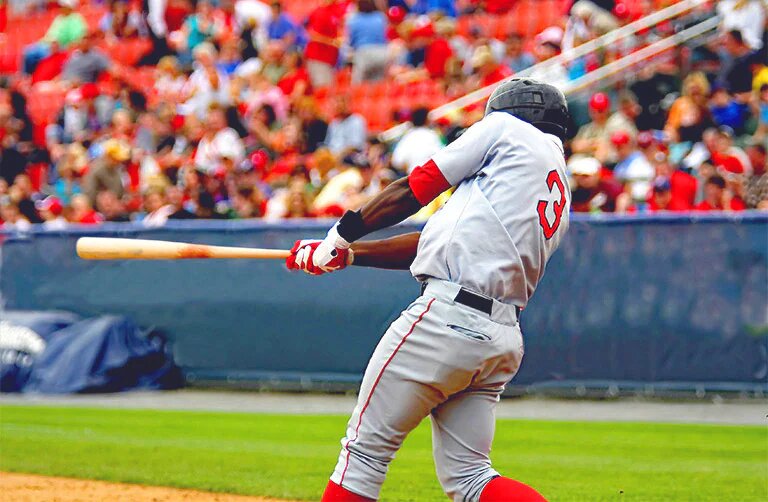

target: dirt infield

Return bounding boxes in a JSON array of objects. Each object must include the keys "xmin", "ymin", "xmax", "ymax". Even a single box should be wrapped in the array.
[{"xmin": 0, "ymin": 472, "xmax": 292, "ymax": 502}]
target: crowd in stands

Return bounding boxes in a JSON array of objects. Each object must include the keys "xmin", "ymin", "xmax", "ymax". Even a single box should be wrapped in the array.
[{"xmin": 0, "ymin": 0, "xmax": 766, "ymax": 230}]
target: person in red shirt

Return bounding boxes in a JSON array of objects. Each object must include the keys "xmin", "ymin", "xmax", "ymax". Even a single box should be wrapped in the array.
[
  {"xmin": 424, "ymin": 23, "xmax": 453, "ymax": 79},
  {"xmin": 647, "ymin": 177, "xmax": 690, "ymax": 211},
  {"xmin": 305, "ymin": 0, "xmax": 344, "ymax": 89},
  {"xmin": 694, "ymin": 174, "xmax": 746, "ymax": 211},
  {"xmin": 471, "ymin": 45, "xmax": 512, "ymax": 88},
  {"xmin": 656, "ymin": 161, "xmax": 697, "ymax": 209}
]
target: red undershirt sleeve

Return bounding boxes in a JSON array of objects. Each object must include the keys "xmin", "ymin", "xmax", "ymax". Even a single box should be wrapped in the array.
[{"xmin": 407, "ymin": 159, "xmax": 451, "ymax": 206}]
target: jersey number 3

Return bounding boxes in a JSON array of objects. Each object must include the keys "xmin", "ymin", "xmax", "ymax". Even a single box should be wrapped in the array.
[{"xmin": 537, "ymin": 170, "xmax": 566, "ymax": 240}]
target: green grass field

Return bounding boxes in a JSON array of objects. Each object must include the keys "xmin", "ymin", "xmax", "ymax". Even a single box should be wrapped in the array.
[{"xmin": 0, "ymin": 405, "xmax": 765, "ymax": 501}]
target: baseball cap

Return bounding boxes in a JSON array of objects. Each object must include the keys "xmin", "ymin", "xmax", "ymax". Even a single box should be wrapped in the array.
[
  {"xmin": 610, "ymin": 130, "xmax": 631, "ymax": 146},
  {"xmin": 589, "ymin": 92, "xmax": 611, "ymax": 112},
  {"xmin": 387, "ymin": 6, "xmax": 406, "ymax": 24},
  {"xmin": 568, "ymin": 156, "xmax": 601, "ymax": 176},
  {"xmin": 103, "ymin": 139, "xmax": 131, "ymax": 162},
  {"xmin": 342, "ymin": 152, "xmax": 370, "ymax": 169},
  {"xmin": 35, "ymin": 196, "xmax": 64, "ymax": 216},
  {"xmin": 637, "ymin": 131, "xmax": 654, "ymax": 148},
  {"xmin": 535, "ymin": 26, "xmax": 563, "ymax": 49},
  {"xmin": 653, "ymin": 177, "xmax": 671, "ymax": 193},
  {"xmin": 59, "ymin": 0, "xmax": 79, "ymax": 8}
]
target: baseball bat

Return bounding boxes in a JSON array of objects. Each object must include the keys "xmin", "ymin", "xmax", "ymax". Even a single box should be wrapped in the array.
[{"xmin": 76, "ymin": 237, "xmax": 291, "ymax": 260}]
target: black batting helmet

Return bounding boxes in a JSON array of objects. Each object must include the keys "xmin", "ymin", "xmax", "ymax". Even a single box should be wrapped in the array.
[{"xmin": 485, "ymin": 77, "xmax": 570, "ymax": 141}]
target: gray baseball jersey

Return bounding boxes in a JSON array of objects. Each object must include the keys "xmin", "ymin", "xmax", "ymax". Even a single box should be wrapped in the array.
[
  {"xmin": 410, "ymin": 111, "xmax": 571, "ymax": 308},
  {"xmin": 329, "ymin": 112, "xmax": 570, "ymax": 501}
]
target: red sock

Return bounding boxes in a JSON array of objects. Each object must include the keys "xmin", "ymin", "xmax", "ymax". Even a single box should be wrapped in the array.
[
  {"xmin": 321, "ymin": 480, "xmax": 376, "ymax": 502},
  {"xmin": 479, "ymin": 476, "xmax": 548, "ymax": 502}
]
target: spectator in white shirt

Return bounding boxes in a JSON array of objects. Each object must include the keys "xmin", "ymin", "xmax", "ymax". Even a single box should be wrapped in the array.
[
  {"xmin": 194, "ymin": 104, "xmax": 245, "ymax": 174},
  {"xmin": 179, "ymin": 42, "xmax": 231, "ymax": 119},
  {"xmin": 391, "ymin": 107, "xmax": 443, "ymax": 174},
  {"xmin": 325, "ymin": 97, "xmax": 368, "ymax": 155},
  {"xmin": 717, "ymin": 0, "xmax": 766, "ymax": 50}
]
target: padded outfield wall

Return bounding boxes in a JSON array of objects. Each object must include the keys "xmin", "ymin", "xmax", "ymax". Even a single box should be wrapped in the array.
[{"xmin": 1, "ymin": 214, "xmax": 766, "ymax": 394}]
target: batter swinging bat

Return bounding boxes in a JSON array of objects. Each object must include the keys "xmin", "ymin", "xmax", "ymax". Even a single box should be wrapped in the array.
[{"xmin": 76, "ymin": 237, "xmax": 290, "ymax": 260}]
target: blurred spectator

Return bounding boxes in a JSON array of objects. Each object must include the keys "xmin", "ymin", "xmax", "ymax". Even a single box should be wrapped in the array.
[
  {"xmin": 744, "ymin": 143, "xmax": 768, "ymax": 209},
  {"xmin": 347, "ymin": 0, "xmax": 389, "ymax": 83},
  {"xmin": 100, "ymin": 0, "xmax": 146, "ymax": 40},
  {"xmin": 69, "ymin": 193, "xmax": 101, "ymax": 223},
  {"xmin": 194, "ymin": 104, "xmax": 245, "ymax": 175},
  {"xmin": 9, "ymin": 173, "xmax": 43, "ymax": 223},
  {"xmin": 572, "ymin": 92, "xmax": 626, "ymax": 163},
  {"xmin": 305, "ymin": 0, "xmax": 344, "ymax": 88},
  {"xmin": 179, "ymin": 42, "xmax": 231, "ymax": 118},
  {"xmin": 647, "ymin": 177, "xmax": 690, "ymax": 212},
  {"xmin": 141, "ymin": 186, "xmax": 174, "ymax": 226},
  {"xmin": 709, "ymin": 85, "xmax": 750, "ymax": 133},
  {"xmin": 267, "ymin": 0, "xmax": 305, "ymax": 47},
  {"xmin": 568, "ymin": 156, "xmax": 629, "ymax": 213},
  {"xmin": 411, "ymin": 0, "xmax": 457, "ymax": 18},
  {"xmin": 718, "ymin": 30, "xmax": 761, "ymax": 98},
  {"xmin": 711, "ymin": 126, "xmax": 752, "ymax": 176},
  {"xmin": 325, "ymin": 97, "xmax": 368, "ymax": 155},
  {"xmin": 504, "ymin": 33, "xmax": 535, "ymax": 74},
  {"xmin": 62, "ymin": 31, "xmax": 113, "ymax": 84},
  {"xmin": 36, "ymin": 196, "xmax": 67, "ymax": 229},
  {"xmin": 611, "ymin": 131, "xmax": 654, "ymax": 207},
  {"xmin": 392, "ymin": 107, "xmax": 443, "ymax": 173},
  {"xmin": 95, "ymin": 189, "xmax": 130, "ymax": 222},
  {"xmin": 83, "ymin": 139, "xmax": 131, "ymax": 204},
  {"xmin": 664, "ymin": 72, "xmax": 714, "ymax": 144},
  {"xmin": 529, "ymin": 27, "xmax": 568, "ymax": 89},
  {"xmin": 0, "ymin": 197, "xmax": 32, "ymax": 230},
  {"xmin": 23, "ymin": 0, "xmax": 87, "ymax": 74},
  {"xmin": 470, "ymin": 45, "xmax": 511, "ymax": 88},
  {"xmin": 694, "ymin": 174, "xmax": 746, "ymax": 211},
  {"xmin": 51, "ymin": 143, "xmax": 86, "ymax": 204},
  {"xmin": 717, "ymin": 0, "xmax": 766, "ymax": 51}
]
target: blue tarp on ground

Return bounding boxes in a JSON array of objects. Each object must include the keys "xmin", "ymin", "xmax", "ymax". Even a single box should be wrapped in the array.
[
  {"xmin": 0, "ymin": 311, "xmax": 182, "ymax": 393},
  {"xmin": 1, "ymin": 213, "xmax": 766, "ymax": 392}
]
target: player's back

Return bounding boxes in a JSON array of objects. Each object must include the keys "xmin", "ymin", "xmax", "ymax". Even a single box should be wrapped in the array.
[{"xmin": 410, "ymin": 112, "xmax": 571, "ymax": 308}]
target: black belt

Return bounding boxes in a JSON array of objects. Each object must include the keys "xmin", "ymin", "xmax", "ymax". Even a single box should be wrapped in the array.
[{"xmin": 421, "ymin": 283, "xmax": 521, "ymax": 318}]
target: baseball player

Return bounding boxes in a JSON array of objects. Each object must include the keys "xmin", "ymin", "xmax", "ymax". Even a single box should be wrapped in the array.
[{"xmin": 287, "ymin": 78, "xmax": 571, "ymax": 502}]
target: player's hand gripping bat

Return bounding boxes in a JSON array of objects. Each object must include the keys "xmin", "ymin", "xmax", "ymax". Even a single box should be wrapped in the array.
[{"xmin": 76, "ymin": 237, "xmax": 290, "ymax": 260}]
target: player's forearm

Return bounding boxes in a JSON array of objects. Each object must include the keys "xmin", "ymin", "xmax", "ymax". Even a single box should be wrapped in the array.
[
  {"xmin": 336, "ymin": 177, "xmax": 423, "ymax": 243},
  {"xmin": 351, "ymin": 232, "xmax": 420, "ymax": 270}
]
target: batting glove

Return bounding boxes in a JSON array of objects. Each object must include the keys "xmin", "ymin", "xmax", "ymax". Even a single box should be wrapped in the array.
[
  {"xmin": 286, "ymin": 238, "xmax": 351, "ymax": 275},
  {"xmin": 311, "ymin": 223, "xmax": 353, "ymax": 273}
]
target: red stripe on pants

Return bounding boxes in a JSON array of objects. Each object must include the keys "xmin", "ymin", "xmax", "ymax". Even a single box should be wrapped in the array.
[{"xmin": 339, "ymin": 298, "xmax": 436, "ymax": 485}]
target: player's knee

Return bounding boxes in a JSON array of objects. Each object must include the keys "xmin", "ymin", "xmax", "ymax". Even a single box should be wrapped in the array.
[{"xmin": 435, "ymin": 463, "xmax": 497, "ymax": 502}]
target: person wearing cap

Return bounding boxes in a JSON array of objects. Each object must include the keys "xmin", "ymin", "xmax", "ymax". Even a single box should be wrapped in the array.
[
  {"xmin": 647, "ymin": 177, "xmax": 689, "ymax": 212},
  {"xmin": 711, "ymin": 126, "xmax": 753, "ymax": 176},
  {"xmin": 572, "ymin": 92, "xmax": 626, "ymax": 164},
  {"xmin": 313, "ymin": 151, "xmax": 370, "ymax": 212},
  {"xmin": 83, "ymin": 139, "xmax": 131, "ymax": 205},
  {"xmin": 36, "ymin": 196, "xmax": 68, "ymax": 229},
  {"xmin": 611, "ymin": 130, "xmax": 654, "ymax": 204},
  {"xmin": 23, "ymin": 0, "xmax": 87, "ymax": 74},
  {"xmin": 568, "ymin": 155, "xmax": 629, "ymax": 213},
  {"xmin": 529, "ymin": 26, "xmax": 568, "ymax": 89}
]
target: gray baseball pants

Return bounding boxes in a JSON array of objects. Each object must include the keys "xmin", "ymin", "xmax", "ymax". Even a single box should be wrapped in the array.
[{"xmin": 330, "ymin": 278, "xmax": 524, "ymax": 501}]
